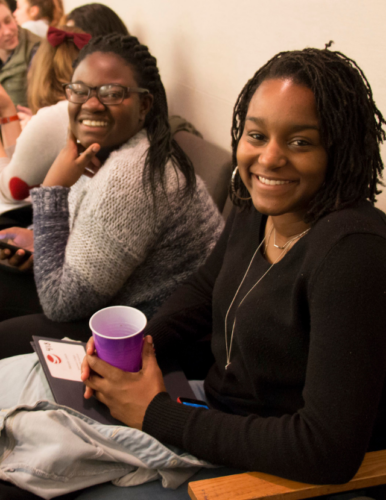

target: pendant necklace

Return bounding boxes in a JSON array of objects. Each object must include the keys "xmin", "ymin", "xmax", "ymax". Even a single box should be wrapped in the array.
[{"xmin": 224, "ymin": 224, "xmax": 310, "ymax": 370}]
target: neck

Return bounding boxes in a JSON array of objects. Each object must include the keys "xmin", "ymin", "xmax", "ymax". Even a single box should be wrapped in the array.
[
  {"xmin": 269, "ymin": 212, "xmax": 310, "ymax": 241},
  {"xmin": 96, "ymin": 145, "xmax": 119, "ymax": 165},
  {"xmin": 263, "ymin": 213, "xmax": 311, "ymax": 264}
]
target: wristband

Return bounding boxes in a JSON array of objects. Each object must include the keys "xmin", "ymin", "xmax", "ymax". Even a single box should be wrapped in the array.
[{"xmin": 0, "ymin": 115, "xmax": 19, "ymax": 125}]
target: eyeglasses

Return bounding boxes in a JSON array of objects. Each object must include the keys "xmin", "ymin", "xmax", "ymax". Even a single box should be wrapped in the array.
[{"xmin": 63, "ymin": 82, "xmax": 150, "ymax": 106}]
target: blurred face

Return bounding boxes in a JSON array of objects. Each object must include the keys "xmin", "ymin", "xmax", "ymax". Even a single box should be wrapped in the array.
[
  {"xmin": 237, "ymin": 78, "xmax": 328, "ymax": 221},
  {"xmin": 14, "ymin": 0, "xmax": 32, "ymax": 25},
  {"xmin": 68, "ymin": 52, "xmax": 152, "ymax": 149},
  {"xmin": 0, "ymin": 4, "xmax": 18, "ymax": 55}
]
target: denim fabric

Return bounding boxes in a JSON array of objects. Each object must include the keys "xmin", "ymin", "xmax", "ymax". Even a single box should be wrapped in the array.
[
  {"xmin": 189, "ymin": 380, "xmax": 207, "ymax": 402},
  {"xmin": 0, "ymin": 356, "xmax": 375, "ymax": 500},
  {"xmin": 0, "ymin": 354, "xmax": 213, "ymax": 499}
]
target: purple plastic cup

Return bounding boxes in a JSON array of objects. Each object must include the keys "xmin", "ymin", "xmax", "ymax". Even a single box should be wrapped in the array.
[{"xmin": 89, "ymin": 306, "xmax": 147, "ymax": 372}]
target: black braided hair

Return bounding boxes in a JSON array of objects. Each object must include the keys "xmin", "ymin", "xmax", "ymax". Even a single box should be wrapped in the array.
[
  {"xmin": 231, "ymin": 45, "xmax": 386, "ymax": 224},
  {"xmin": 73, "ymin": 34, "xmax": 195, "ymax": 198}
]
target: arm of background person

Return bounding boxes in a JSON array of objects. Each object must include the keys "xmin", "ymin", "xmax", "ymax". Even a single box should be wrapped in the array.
[
  {"xmin": 0, "ymin": 100, "xmax": 68, "ymax": 203},
  {"xmin": 16, "ymin": 105, "xmax": 33, "ymax": 130},
  {"xmin": 142, "ymin": 233, "xmax": 386, "ymax": 485},
  {"xmin": 0, "ymin": 83, "xmax": 21, "ymax": 153}
]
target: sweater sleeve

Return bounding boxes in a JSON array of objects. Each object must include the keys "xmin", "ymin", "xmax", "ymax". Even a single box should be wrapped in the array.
[
  {"xmin": 143, "ymin": 233, "xmax": 386, "ymax": 484},
  {"xmin": 0, "ymin": 102, "xmax": 67, "ymax": 203},
  {"xmin": 31, "ymin": 170, "xmax": 166, "ymax": 321}
]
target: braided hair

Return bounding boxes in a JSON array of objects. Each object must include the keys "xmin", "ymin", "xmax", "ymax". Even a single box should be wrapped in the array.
[
  {"xmin": 73, "ymin": 34, "xmax": 195, "ymax": 198},
  {"xmin": 231, "ymin": 45, "xmax": 386, "ymax": 223}
]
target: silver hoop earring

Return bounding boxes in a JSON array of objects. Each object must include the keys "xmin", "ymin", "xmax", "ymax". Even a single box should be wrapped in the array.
[{"xmin": 231, "ymin": 166, "xmax": 251, "ymax": 200}]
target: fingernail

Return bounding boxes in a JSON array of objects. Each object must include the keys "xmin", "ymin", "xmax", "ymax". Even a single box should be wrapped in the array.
[
  {"xmin": 146, "ymin": 336, "xmax": 152, "ymax": 344},
  {"xmin": 17, "ymin": 250, "xmax": 24, "ymax": 255},
  {"xmin": 92, "ymin": 145, "xmax": 99, "ymax": 152}
]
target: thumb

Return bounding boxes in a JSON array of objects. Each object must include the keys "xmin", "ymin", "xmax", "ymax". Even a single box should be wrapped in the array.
[
  {"xmin": 141, "ymin": 335, "xmax": 157, "ymax": 371},
  {"xmin": 75, "ymin": 143, "xmax": 100, "ymax": 169}
]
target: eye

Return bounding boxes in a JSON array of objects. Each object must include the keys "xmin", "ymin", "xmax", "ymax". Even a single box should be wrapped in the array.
[
  {"xmin": 249, "ymin": 132, "xmax": 266, "ymax": 142},
  {"xmin": 99, "ymin": 85, "xmax": 124, "ymax": 100},
  {"xmin": 291, "ymin": 138, "xmax": 311, "ymax": 147},
  {"xmin": 73, "ymin": 89, "xmax": 88, "ymax": 97},
  {"xmin": 105, "ymin": 91, "xmax": 121, "ymax": 99},
  {"xmin": 71, "ymin": 84, "xmax": 88, "ymax": 97}
]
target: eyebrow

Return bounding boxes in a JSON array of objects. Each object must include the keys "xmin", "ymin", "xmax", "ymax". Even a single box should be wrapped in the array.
[{"xmin": 246, "ymin": 116, "xmax": 320, "ymax": 132}]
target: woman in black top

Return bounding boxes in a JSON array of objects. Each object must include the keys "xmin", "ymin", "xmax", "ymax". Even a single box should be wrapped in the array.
[{"xmin": 81, "ymin": 46, "xmax": 386, "ymax": 497}]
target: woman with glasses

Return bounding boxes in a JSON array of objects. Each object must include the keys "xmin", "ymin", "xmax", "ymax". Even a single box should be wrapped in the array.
[{"xmin": 0, "ymin": 34, "xmax": 223, "ymax": 357}]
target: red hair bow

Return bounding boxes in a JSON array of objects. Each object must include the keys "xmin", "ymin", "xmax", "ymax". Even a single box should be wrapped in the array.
[{"xmin": 47, "ymin": 27, "xmax": 91, "ymax": 50}]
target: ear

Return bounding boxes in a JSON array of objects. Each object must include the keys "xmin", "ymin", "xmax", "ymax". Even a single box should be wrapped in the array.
[
  {"xmin": 29, "ymin": 5, "xmax": 40, "ymax": 20},
  {"xmin": 139, "ymin": 93, "xmax": 153, "ymax": 122}
]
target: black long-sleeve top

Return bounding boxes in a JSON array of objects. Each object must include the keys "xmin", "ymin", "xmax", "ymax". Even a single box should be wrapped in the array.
[{"xmin": 142, "ymin": 202, "xmax": 386, "ymax": 484}]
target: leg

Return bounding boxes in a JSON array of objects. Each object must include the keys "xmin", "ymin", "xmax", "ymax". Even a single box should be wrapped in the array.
[
  {"xmin": 0, "ymin": 313, "xmax": 90, "ymax": 358},
  {"xmin": 0, "ymin": 480, "xmax": 41, "ymax": 500},
  {"xmin": 0, "ymin": 265, "xmax": 42, "ymax": 322},
  {"xmin": 0, "ymin": 480, "xmax": 79, "ymax": 499},
  {"xmin": 0, "ymin": 206, "xmax": 33, "ymax": 229}
]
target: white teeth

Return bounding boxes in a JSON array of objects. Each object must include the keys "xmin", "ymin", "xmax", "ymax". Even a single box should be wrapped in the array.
[
  {"xmin": 81, "ymin": 120, "xmax": 108, "ymax": 127},
  {"xmin": 258, "ymin": 176, "xmax": 292, "ymax": 186}
]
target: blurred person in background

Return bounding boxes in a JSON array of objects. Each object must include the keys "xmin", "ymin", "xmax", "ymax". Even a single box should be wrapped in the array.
[
  {"xmin": 0, "ymin": 0, "xmax": 40, "ymax": 107},
  {"xmin": 4, "ymin": 0, "xmax": 15, "ymax": 12},
  {"xmin": 64, "ymin": 2, "xmax": 129, "ymax": 37},
  {"xmin": 0, "ymin": 25, "xmax": 90, "ymax": 228},
  {"xmin": 14, "ymin": 0, "xmax": 63, "ymax": 37}
]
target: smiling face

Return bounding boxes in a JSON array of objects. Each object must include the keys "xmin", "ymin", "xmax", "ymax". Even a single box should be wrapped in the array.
[
  {"xmin": 237, "ymin": 78, "xmax": 328, "ymax": 223},
  {"xmin": 0, "ymin": 4, "xmax": 18, "ymax": 56},
  {"xmin": 68, "ymin": 52, "xmax": 152, "ymax": 149}
]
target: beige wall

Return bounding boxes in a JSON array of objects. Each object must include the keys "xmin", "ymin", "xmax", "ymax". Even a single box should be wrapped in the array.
[{"xmin": 64, "ymin": 0, "xmax": 386, "ymax": 211}]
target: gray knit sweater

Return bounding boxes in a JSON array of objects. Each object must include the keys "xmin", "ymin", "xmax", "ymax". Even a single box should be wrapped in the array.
[{"xmin": 31, "ymin": 129, "xmax": 224, "ymax": 322}]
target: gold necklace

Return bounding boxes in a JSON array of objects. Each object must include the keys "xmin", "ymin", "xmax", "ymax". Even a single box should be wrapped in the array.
[
  {"xmin": 273, "ymin": 227, "xmax": 310, "ymax": 250},
  {"xmin": 224, "ymin": 226, "xmax": 310, "ymax": 370}
]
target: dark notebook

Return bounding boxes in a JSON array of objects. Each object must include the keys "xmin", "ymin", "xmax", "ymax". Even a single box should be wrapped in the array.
[{"xmin": 32, "ymin": 336, "xmax": 195, "ymax": 426}]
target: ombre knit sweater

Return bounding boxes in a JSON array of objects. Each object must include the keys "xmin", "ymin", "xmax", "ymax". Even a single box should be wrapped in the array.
[{"xmin": 30, "ymin": 129, "xmax": 224, "ymax": 322}]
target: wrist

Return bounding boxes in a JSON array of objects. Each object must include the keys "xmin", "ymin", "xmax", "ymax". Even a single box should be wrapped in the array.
[{"xmin": 0, "ymin": 114, "xmax": 19, "ymax": 125}]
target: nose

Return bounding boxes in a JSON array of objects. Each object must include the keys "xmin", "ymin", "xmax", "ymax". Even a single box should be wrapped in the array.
[
  {"xmin": 258, "ymin": 140, "xmax": 287, "ymax": 169},
  {"xmin": 82, "ymin": 92, "xmax": 106, "ymax": 112}
]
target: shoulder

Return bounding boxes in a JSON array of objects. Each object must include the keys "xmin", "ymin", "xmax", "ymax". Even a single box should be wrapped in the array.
[
  {"xmin": 20, "ymin": 101, "xmax": 68, "ymax": 143},
  {"xmin": 119, "ymin": 128, "xmax": 150, "ymax": 154},
  {"xmin": 12, "ymin": 101, "xmax": 68, "ymax": 164},
  {"xmin": 106, "ymin": 129, "xmax": 150, "ymax": 169},
  {"xmin": 226, "ymin": 205, "xmax": 264, "ymax": 240},
  {"xmin": 31, "ymin": 100, "xmax": 68, "ymax": 122},
  {"xmin": 21, "ymin": 20, "xmax": 48, "ymax": 38},
  {"xmin": 17, "ymin": 27, "xmax": 42, "ymax": 49},
  {"xmin": 304, "ymin": 202, "xmax": 386, "ymax": 284},
  {"xmin": 308, "ymin": 202, "xmax": 386, "ymax": 249}
]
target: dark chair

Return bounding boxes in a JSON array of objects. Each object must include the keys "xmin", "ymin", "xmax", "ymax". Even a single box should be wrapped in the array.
[{"xmin": 174, "ymin": 131, "xmax": 232, "ymax": 214}]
